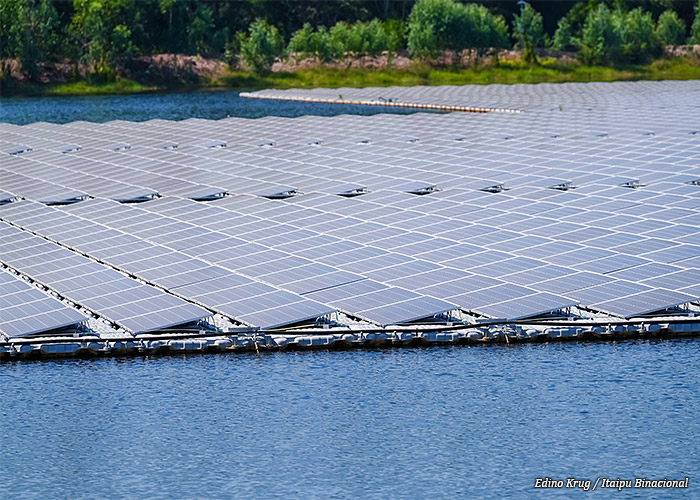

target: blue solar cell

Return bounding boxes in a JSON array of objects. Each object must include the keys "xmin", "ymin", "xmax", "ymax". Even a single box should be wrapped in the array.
[
  {"xmin": 594, "ymin": 289, "xmax": 695, "ymax": 318},
  {"xmin": 475, "ymin": 293, "xmax": 578, "ymax": 320}
]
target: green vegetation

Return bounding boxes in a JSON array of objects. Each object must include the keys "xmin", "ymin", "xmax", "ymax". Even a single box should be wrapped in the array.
[
  {"xmin": 616, "ymin": 8, "xmax": 661, "ymax": 63},
  {"xmin": 578, "ymin": 5, "xmax": 620, "ymax": 65},
  {"xmin": 238, "ymin": 19, "xmax": 284, "ymax": 75},
  {"xmin": 217, "ymin": 57, "xmax": 700, "ymax": 88},
  {"xmin": 406, "ymin": 0, "xmax": 509, "ymax": 60},
  {"xmin": 2, "ymin": 0, "xmax": 700, "ymax": 96},
  {"xmin": 8, "ymin": 57, "xmax": 694, "ymax": 98},
  {"xmin": 550, "ymin": 17, "xmax": 575, "ymax": 51},
  {"xmin": 656, "ymin": 10, "xmax": 687, "ymax": 47},
  {"xmin": 691, "ymin": 0, "xmax": 700, "ymax": 44},
  {"xmin": 45, "ymin": 78, "xmax": 152, "ymax": 95},
  {"xmin": 288, "ymin": 23, "xmax": 331, "ymax": 62},
  {"xmin": 513, "ymin": 3, "xmax": 544, "ymax": 64},
  {"xmin": 288, "ymin": 20, "xmax": 392, "ymax": 62}
]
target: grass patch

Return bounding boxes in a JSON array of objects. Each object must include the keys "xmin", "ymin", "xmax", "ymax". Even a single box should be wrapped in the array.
[
  {"xmin": 3, "ymin": 77, "xmax": 157, "ymax": 97},
  {"xmin": 46, "ymin": 78, "xmax": 155, "ymax": 96},
  {"xmin": 213, "ymin": 57, "xmax": 700, "ymax": 90}
]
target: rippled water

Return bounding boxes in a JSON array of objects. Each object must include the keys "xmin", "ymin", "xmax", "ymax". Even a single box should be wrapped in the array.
[
  {"xmin": 1, "ymin": 340, "xmax": 698, "ymax": 499},
  {"xmin": 0, "ymin": 89, "xmax": 431, "ymax": 125},
  {"xmin": 2, "ymin": 92, "xmax": 698, "ymax": 498}
]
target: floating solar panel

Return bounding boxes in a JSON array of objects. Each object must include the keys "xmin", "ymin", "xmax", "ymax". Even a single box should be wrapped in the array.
[
  {"xmin": 0, "ymin": 221, "xmax": 210, "ymax": 335},
  {"xmin": 0, "ymin": 268, "xmax": 87, "ymax": 338},
  {"xmin": 594, "ymin": 289, "xmax": 697, "ymax": 318},
  {"xmin": 0, "ymin": 169, "xmax": 88, "ymax": 204},
  {"xmin": 474, "ymin": 293, "xmax": 578, "ymax": 321},
  {"xmin": 0, "ymin": 201, "xmax": 336, "ymax": 329},
  {"xmin": 2, "ymin": 80, "xmax": 700, "ymax": 332}
]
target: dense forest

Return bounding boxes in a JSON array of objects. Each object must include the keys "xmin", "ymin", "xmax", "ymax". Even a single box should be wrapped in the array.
[{"xmin": 1, "ymin": 0, "xmax": 700, "ymax": 81}]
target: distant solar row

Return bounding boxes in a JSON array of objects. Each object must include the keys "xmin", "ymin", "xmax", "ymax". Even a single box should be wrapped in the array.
[
  {"xmin": 1, "ymin": 80, "xmax": 699, "ymax": 338},
  {"xmin": 243, "ymin": 80, "xmax": 700, "ymax": 113}
]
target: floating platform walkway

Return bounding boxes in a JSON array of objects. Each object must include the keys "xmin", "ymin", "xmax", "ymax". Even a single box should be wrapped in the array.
[
  {"xmin": 240, "ymin": 91, "xmax": 518, "ymax": 113},
  {"xmin": 2, "ymin": 318, "xmax": 700, "ymax": 360}
]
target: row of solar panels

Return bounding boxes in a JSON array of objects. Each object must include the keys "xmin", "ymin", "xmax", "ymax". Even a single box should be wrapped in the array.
[
  {"xmin": 3, "ymin": 87, "xmax": 699, "ymax": 187},
  {"xmin": 1, "ymin": 176, "xmax": 696, "ymax": 340},
  {"xmin": 245, "ymin": 80, "xmax": 700, "ymax": 113}
]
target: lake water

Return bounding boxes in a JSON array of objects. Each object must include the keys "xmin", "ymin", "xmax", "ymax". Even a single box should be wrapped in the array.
[
  {"xmin": 1, "ymin": 91, "xmax": 698, "ymax": 499},
  {"xmin": 0, "ymin": 89, "xmax": 429, "ymax": 125},
  {"xmin": 1, "ymin": 341, "xmax": 698, "ymax": 499}
]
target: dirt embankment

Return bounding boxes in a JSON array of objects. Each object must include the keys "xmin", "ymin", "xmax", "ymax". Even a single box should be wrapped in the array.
[
  {"xmin": 1, "ymin": 54, "xmax": 230, "ymax": 85},
  {"xmin": 3, "ymin": 46, "xmax": 699, "ymax": 85}
]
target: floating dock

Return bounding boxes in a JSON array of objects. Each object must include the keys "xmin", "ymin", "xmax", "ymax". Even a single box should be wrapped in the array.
[{"xmin": 240, "ymin": 91, "xmax": 515, "ymax": 113}]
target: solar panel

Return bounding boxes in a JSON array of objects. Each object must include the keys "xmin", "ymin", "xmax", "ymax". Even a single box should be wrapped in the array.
[
  {"xmin": 594, "ymin": 289, "xmax": 696, "ymax": 318},
  {"xmin": 0, "ymin": 221, "xmax": 209, "ymax": 334},
  {"xmin": 474, "ymin": 293, "xmax": 578, "ymax": 320},
  {"xmin": 0, "ymin": 268, "xmax": 87, "ymax": 338},
  {"xmin": 356, "ymin": 295, "xmax": 457, "ymax": 326}
]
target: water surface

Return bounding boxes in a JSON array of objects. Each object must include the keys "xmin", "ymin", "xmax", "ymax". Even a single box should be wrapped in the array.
[
  {"xmin": 0, "ymin": 89, "xmax": 430, "ymax": 125},
  {"xmin": 1, "ymin": 340, "xmax": 698, "ymax": 499},
  {"xmin": 1, "ymin": 91, "xmax": 697, "ymax": 499}
]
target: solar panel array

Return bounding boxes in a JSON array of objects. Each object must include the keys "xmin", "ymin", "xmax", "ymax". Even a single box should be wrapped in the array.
[
  {"xmin": 244, "ymin": 80, "xmax": 700, "ymax": 113},
  {"xmin": 1, "ymin": 80, "xmax": 699, "ymax": 338}
]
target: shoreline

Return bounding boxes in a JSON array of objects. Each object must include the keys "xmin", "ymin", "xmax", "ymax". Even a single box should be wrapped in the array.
[{"xmin": 3, "ymin": 57, "xmax": 700, "ymax": 98}]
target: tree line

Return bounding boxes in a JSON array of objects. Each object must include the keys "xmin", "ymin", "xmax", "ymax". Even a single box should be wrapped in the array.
[{"xmin": 2, "ymin": 0, "xmax": 700, "ymax": 80}]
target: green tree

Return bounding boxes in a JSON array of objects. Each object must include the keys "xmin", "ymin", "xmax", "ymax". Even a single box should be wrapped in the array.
[
  {"xmin": 0, "ymin": 0, "xmax": 60, "ymax": 81},
  {"xmin": 352, "ymin": 20, "xmax": 388, "ymax": 57},
  {"xmin": 224, "ymin": 36, "xmax": 240, "ymax": 68},
  {"xmin": 384, "ymin": 19, "xmax": 407, "ymax": 54},
  {"xmin": 158, "ymin": 0, "xmax": 187, "ymax": 53},
  {"xmin": 613, "ymin": 8, "xmax": 660, "ymax": 63},
  {"xmin": 656, "ymin": 10, "xmax": 686, "ymax": 47},
  {"xmin": 71, "ymin": 0, "xmax": 137, "ymax": 78},
  {"xmin": 470, "ymin": 4, "xmax": 510, "ymax": 58},
  {"xmin": 288, "ymin": 23, "xmax": 316, "ymax": 59},
  {"xmin": 407, "ymin": 0, "xmax": 509, "ymax": 60},
  {"xmin": 405, "ymin": 21, "xmax": 437, "ymax": 60},
  {"xmin": 314, "ymin": 26, "xmax": 333, "ymax": 62},
  {"xmin": 550, "ymin": 17, "xmax": 574, "ymax": 50},
  {"xmin": 577, "ymin": 5, "xmax": 621, "ymax": 65},
  {"xmin": 513, "ymin": 2, "xmax": 544, "ymax": 64},
  {"xmin": 239, "ymin": 18, "xmax": 283, "ymax": 74},
  {"xmin": 689, "ymin": 0, "xmax": 700, "ymax": 44},
  {"xmin": 327, "ymin": 20, "xmax": 390, "ymax": 59},
  {"xmin": 110, "ymin": 24, "xmax": 135, "ymax": 68},
  {"xmin": 32, "ymin": 0, "xmax": 60, "ymax": 59},
  {"xmin": 0, "ymin": 0, "xmax": 21, "ymax": 60},
  {"xmin": 188, "ymin": 3, "xmax": 215, "ymax": 55},
  {"xmin": 407, "ymin": 0, "xmax": 457, "ymax": 59},
  {"xmin": 329, "ymin": 21, "xmax": 353, "ymax": 59},
  {"xmin": 288, "ymin": 23, "xmax": 332, "ymax": 62}
]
